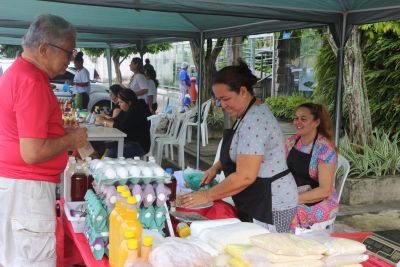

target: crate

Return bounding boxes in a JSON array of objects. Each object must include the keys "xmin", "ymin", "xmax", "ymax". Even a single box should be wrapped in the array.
[{"xmin": 64, "ymin": 201, "xmax": 86, "ymax": 233}]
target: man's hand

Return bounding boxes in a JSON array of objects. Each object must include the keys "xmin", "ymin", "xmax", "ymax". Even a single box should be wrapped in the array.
[{"xmin": 67, "ymin": 127, "xmax": 88, "ymax": 149}]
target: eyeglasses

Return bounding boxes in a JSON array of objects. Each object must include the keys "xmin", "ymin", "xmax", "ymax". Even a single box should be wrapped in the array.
[{"xmin": 48, "ymin": 43, "xmax": 75, "ymax": 59}]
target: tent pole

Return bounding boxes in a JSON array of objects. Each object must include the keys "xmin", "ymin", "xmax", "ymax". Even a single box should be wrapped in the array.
[
  {"xmin": 334, "ymin": 13, "xmax": 347, "ymax": 146},
  {"xmin": 196, "ymin": 32, "xmax": 204, "ymax": 169},
  {"xmin": 106, "ymin": 46, "xmax": 113, "ymax": 109}
]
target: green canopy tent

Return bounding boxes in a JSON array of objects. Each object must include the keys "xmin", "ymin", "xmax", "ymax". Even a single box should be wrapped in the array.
[{"xmin": 1, "ymin": 0, "xmax": 400, "ymax": 167}]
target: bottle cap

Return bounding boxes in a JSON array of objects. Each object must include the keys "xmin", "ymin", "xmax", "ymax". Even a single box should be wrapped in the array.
[
  {"xmin": 127, "ymin": 239, "xmax": 139, "ymax": 250},
  {"xmin": 165, "ymin": 167, "xmax": 173, "ymax": 174},
  {"xmin": 121, "ymin": 191, "xmax": 131, "ymax": 198},
  {"xmin": 127, "ymin": 196, "xmax": 137, "ymax": 205},
  {"xmin": 124, "ymin": 230, "xmax": 135, "ymax": 238},
  {"xmin": 117, "ymin": 185, "xmax": 126, "ymax": 193},
  {"xmin": 178, "ymin": 225, "xmax": 190, "ymax": 238},
  {"xmin": 142, "ymin": 236, "xmax": 153, "ymax": 247}
]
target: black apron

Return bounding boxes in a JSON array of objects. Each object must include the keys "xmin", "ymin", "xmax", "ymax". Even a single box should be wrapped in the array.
[
  {"xmin": 287, "ymin": 135, "xmax": 321, "ymax": 206},
  {"xmin": 220, "ymin": 97, "xmax": 290, "ymax": 224}
]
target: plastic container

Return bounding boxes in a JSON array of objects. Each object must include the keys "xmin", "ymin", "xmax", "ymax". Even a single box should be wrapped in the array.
[
  {"xmin": 64, "ymin": 201, "xmax": 86, "ymax": 233},
  {"xmin": 117, "ymin": 231, "xmax": 137, "ymax": 267},
  {"xmin": 120, "ymin": 239, "xmax": 139, "ymax": 267},
  {"xmin": 140, "ymin": 235, "xmax": 153, "ymax": 262},
  {"xmin": 176, "ymin": 222, "xmax": 190, "ymax": 238}
]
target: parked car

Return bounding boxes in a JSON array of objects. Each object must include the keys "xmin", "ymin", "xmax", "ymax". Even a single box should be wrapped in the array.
[{"xmin": 51, "ymin": 67, "xmax": 111, "ymax": 112}]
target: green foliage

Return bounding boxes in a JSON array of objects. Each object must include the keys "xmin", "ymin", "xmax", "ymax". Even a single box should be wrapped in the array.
[
  {"xmin": 339, "ymin": 129, "xmax": 400, "ymax": 178},
  {"xmin": 207, "ymin": 107, "xmax": 224, "ymax": 130},
  {"xmin": 83, "ymin": 43, "xmax": 172, "ymax": 62},
  {"xmin": 314, "ymin": 22, "xmax": 400, "ymax": 132},
  {"xmin": 313, "ymin": 35, "xmax": 336, "ymax": 113},
  {"xmin": 0, "ymin": 44, "xmax": 22, "ymax": 58},
  {"xmin": 265, "ymin": 93, "xmax": 309, "ymax": 121},
  {"xmin": 361, "ymin": 21, "xmax": 400, "ymax": 133}
]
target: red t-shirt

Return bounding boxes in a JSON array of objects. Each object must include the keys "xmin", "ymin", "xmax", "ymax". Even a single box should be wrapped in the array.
[{"xmin": 0, "ymin": 57, "xmax": 68, "ymax": 183}]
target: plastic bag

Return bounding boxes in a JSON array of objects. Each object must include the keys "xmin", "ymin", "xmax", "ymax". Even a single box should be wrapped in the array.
[
  {"xmin": 149, "ymin": 237, "xmax": 212, "ymax": 267},
  {"xmin": 183, "ymin": 167, "xmax": 218, "ymax": 191}
]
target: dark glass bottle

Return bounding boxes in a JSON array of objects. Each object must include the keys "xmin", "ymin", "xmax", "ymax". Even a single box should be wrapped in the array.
[
  {"xmin": 71, "ymin": 165, "xmax": 88, "ymax": 201},
  {"xmin": 165, "ymin": 167, "xmax": 177, "ymax": 209}
]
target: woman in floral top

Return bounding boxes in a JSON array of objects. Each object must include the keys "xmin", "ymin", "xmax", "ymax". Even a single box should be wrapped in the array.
[{"xmin": 286, "ymin": 103, "xmax": 338, "ymax": 229}]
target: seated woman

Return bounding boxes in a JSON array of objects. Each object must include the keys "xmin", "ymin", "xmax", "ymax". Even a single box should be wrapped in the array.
[
  {"xmin": 96, "ymin": 89, "xmax": 150, "ymax": 158},
  {"xmin": 107, "ymin": 84, "xmax": 122, "ymax": 118},
  {"xmin": 286, "ymin": 103, "xmax": 338, "ymax": 229}
]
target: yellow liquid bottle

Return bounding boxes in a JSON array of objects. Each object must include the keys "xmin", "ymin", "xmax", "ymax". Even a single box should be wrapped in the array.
[
  {"xmin": 119, "ymin": 238, "xmax": 139, "ymax": 267},
  {"xmin": 109, "ymin": 189, "xmax": 130, "ymax": 266},
  {"xmin": 120, "ymin": 196, "xmax": 143, "ymax": 243},
  {"xmin": 140, "ymin": 235, "xmax": 153, "ymax": 262},
  {"xmin": 117, "ymin": 231, "xmax": 137, "ymax": 267}
]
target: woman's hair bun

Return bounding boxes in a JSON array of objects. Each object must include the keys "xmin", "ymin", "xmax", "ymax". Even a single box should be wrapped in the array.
[{"xmin": 75, "ymin": 51, "xmax": 83, "ymax": 59}]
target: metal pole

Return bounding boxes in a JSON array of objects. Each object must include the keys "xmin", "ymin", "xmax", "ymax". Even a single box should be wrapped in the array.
[
  {"xmin": 334, "ymin": 13, "xmax": 348, "ymax": 146},
  {"xmin": 271, "ymin": 34, "xmax": 276, "ymax": 97},
  {"xmin": 196, "ymin": 33, "xmax": 204, "ymax": 169},
  {"xmin": 106, "ymin": 46, "xmax": 113, "ymax": 109}
]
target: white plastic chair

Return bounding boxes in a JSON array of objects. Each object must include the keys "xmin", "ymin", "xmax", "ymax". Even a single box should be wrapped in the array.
[
  {"xmin": 142, "ymin": 114, "xmax": 164, "ymax": 159},
  {"xmin": 155, "ymin": 110, "xmax": 192, "ymax": 169},
  {"xmin": 306, "ymin": 154, "xmax": 351, "ymax": 232},
  {"xmin": 187, "ymin": 99, "xmax": 212, "ymax": 146}
]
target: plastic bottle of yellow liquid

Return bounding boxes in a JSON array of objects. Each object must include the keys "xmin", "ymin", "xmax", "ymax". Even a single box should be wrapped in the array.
[
  {"xmin": 109, "ymin": 188, "xmax": 130, "ymax": 266},
  {"xmin": 121, "ymin": 238, "xmax": 139, "ymax": 267},
  {"xmin": 120, "ymin": 196, "xmax": 142, "ymax": 241},
  {"xmin": 140, "ymin": 236, "xmax": 153, "ymax": 262},
  {"xmin": 117, "ymin": 231, "xmax": 137, "ymax": 267}
]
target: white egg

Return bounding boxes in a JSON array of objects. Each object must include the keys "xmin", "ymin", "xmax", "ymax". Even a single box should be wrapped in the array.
[
  {"xmin": 128, "ymin": 165, "xmax": 141, "ymax": 177},
  {"xmin": 135, "ymin": 194, "xmax": 142, "ymax": 202},
  {"xmin": 95, "ymin": 161, "xmax": 105, "ymax": 170},
  {"xmin": 146, "ymin": 194, "xmax": 154, "ymax": 202},
  {"xmin": 104, "ymin": 168, "xmax": 116, "ymax": 179},
  {"xmin": 116, "ymin": 166, "xmax": 128, "ymax": 178},
  {"xmin": 154, "ymin": 167, "xmax": 165, "ymax": 177},
  {"xmin": 158, "ymin": 193, "xmax": 166, "ymax": 201},
  {"xmin": 142, "ymin": 166, "xmax": 153, "ymax": 177}
]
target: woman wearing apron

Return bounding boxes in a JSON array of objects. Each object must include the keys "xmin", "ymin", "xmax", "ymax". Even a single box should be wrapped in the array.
[
  {"xmin": 286, "ymin": 103, "xmax": 338, "ymax": 229},
  {"xmin": 181, "ymin": 60, "xmax": 298, "ymax": 232}
]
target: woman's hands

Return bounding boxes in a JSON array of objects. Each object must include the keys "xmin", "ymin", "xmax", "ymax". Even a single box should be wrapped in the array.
[
  {"xmin": 180, "ymin": 190, "xmax": 211, "ymax": 208},
  {"xmin": 200, "ymin": 164, "xmax": 220, "ymax": 187}
]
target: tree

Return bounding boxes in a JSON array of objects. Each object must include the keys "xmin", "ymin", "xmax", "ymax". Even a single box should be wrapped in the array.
[
  {"xmin": 83, "ymin": 43, "xmax": 172, "ymax": 84},
  {"xmin": 190, "ymin": 38, "xmax": 225, "ymax": 101},
  {"xmin": 360, "ymin": 21, "xmax": 400, "ymax": 133},
  {"xmin": 0, "ymin": 45, "xmax": 22, "ymax": 58},
  {"xmin": 327, "ymin": 27, "xmax": 373, "ymax": 145},
  {"xmin": 314, "ymin": 27, "xmax": 373, "ymax": 146}
]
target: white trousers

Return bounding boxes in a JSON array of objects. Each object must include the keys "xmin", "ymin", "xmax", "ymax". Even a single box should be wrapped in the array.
[{"xmin": 0, "ymin": 177, "xmax": 56, "ymax": 267}]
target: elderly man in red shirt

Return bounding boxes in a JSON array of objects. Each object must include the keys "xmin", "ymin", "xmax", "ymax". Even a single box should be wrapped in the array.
[{"xmin": 0, "ymin": 14, "xmax": 88, "ymax": 267}]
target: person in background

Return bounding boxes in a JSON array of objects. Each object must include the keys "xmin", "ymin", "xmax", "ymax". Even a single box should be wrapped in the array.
[
  {"xmin": 128, "ymin": 57, "xmax": 150, "ymax": 115},
  {"xmin": 70, "ymin": 51, "xmax": 90, "ymax": 109},
  {"xmin": 0, "ymin": 14, "xmax": 88, "ymax": 267},
  {"xmin": 145, "ymin": 68, "xmax": 159, "ymax": 114},
  {"xmin": 144, "ymin": 58, "xmax": 154, "ymax": 72},
  {"xmin": 181, "ymin": 59, "xmax": 298, "ymax": 233},
  {"xmin": 179, "ymin": 62, "xmax": 191, "ymax": 113},
  {"xmin": 106, "ymin": 84, "xmax": 122, "ymax": 118},
  {"xmin": 286, "ymin": 103, "xmax": 338, "ymax": 229},
  {"xmin": 96, "ymin": 88, "xmax": 150, "ymax": 158}
]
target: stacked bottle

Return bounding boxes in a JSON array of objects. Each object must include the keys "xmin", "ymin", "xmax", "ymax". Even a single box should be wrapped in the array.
[{"xmin": 109, "ymin": 187, "xmax": 130, "ymax": 267}]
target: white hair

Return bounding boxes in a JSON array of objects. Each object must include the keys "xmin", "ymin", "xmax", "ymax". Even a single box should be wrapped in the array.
[{"xmin": 22, "ymin": 14, "xmax": 76, "ymax": 48}]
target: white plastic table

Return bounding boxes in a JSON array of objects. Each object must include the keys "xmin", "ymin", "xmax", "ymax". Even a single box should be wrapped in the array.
[{"xmin": 84, "ymin": 125, "xmax": 127, "ymax": 157}]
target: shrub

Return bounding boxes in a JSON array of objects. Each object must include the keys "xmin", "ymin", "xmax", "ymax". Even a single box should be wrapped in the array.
[
  {"xmin": 207, "ymin": 107, "xmax": 224, "ymax": 130},
  {"xmin": 339, "ymin": 129, "xmax": 400, "ymax": 178},
  {"xmin": 265, "ymin": 93, "xmax": 309, "ymax": 121}
]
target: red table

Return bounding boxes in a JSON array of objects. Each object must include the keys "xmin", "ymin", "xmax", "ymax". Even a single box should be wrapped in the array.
[{"xmin": 58, "ymin": 200, "xmax": 390, "ymax": 267}]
